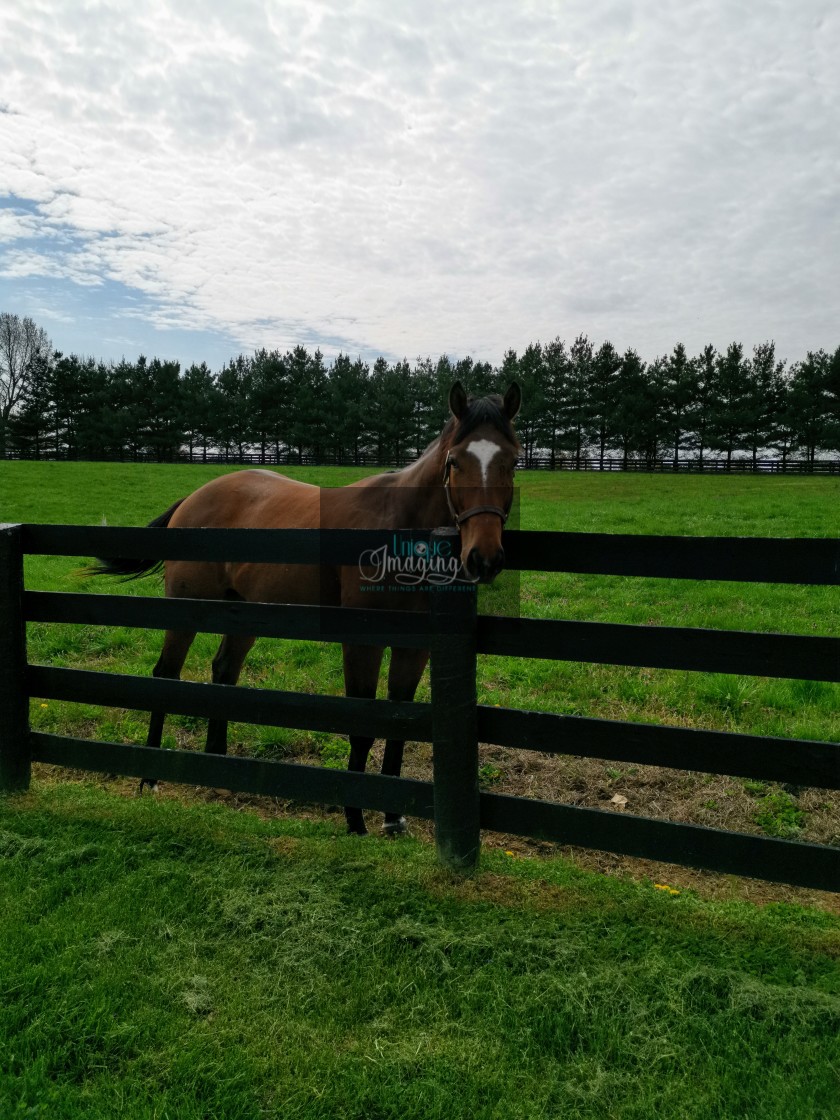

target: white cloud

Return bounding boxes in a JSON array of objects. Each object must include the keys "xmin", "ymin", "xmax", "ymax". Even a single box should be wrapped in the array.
[{"xmin": 0, "ymin": 0, "xmax": 838, "ymax": 365}]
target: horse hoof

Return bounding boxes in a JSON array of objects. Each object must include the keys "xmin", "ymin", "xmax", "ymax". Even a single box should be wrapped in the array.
[
  {"xmin": 138, "ymin": 778, "xmax": 160, "ymax": 795},
  {"xmin": 382, "ymin": 817, "xmax": 408, "ymax": 837}
]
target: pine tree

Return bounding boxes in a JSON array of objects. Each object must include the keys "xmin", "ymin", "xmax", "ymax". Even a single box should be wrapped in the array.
[
  {"xmin": 588, "ymin": 341, "xmax": 622, "ymax": 467},
  {"xmin": 707, "ymin": 343, "xmax": 750, "ymax": 465},
  {"xmin": 250, "ymin": 349, "xmax": 288, "ymax": 461},
  {"xmin": 612, "ymin": 348, "xmax": 648, "ymax": 465},
  {"xmin": 538, "ymin": 337, "xmax": 570, "ymax": 467},
  {"xmin": 182, "ymin": 362, "xmax": 220, "ymax": 460},
  {"xmin": 410, "ymin": 357, "xmax": 437, "ymax": 456},
  {"xmin": 787, "ymin": 350, "xmax": 829, "ymax": 464},
  {"xmin": 143, "ymin": 358, "xmax": 183, "ymax": 461},
  {"xmin": 823, "ymin": 345, "xmax": 840, "ymax": 457},
  {"xmin": 688, "ymin": 346, "xmax": 716, "ymax": 468},
  {"xmin": 371, "ymin": 357, "xmax": 413, "ymax": 464},
  {"xmin": 8, "ymin": 348, "xmax": 54, "ymax": 456},
  {"xmin": 216, "ymin": 355, "xmax": 253, "ymax": 459},
  {"xmin": 326, "ymin": 353, "xmax": 370, "ymax": 462},
  {"xmin": 742, "ymin": 342, "xmax": 785, "ymax": 466},
  {"xmin": 662, "ymin": 343, "xmax": 696, "ymax": 467},
  {"xmin": 564, "ymin": 335, "xmax": 593, "ymax": 466}
]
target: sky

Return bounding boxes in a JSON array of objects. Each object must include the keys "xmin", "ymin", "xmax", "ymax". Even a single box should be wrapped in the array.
[{"xmin": 0, "ymin": 0, "xmax": 838, "ymax": 372}]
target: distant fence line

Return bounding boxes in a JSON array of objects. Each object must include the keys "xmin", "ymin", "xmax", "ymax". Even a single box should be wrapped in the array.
[{"xmin": 5, "ymin": 450, "xmax": 840, "ymax": 473}]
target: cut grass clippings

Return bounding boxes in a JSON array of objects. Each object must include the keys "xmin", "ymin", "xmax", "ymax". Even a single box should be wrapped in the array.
[{"xmin": 1, "ymin": 783, "xmax": 839, "ymax": 1120}]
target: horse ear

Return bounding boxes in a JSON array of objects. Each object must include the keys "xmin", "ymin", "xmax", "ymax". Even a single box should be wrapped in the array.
[
  {"xmin": 449, "ymin": 381, "xmax": 468, "ymax": 419},
  {"xmin": 503, "ymin": 382, "xmax": 522, "ymax": 419}
]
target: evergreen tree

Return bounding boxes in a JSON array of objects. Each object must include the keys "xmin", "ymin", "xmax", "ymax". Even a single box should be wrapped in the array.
[
  {"xmin": 636, "ymin": 355, "xmax": 668, "ymax": 466},
  {"xmin": 514, "ymin": 343, "xmax": 546, "ymax": 467},
  {"xmin": 538, "ymin": 337, "xmax": 570, "ymax": 466},
  {"xmin": 433, "ymin": 355, "xmax": 456, "ymax": 425},
  {"xmin": 216, "ymin": 355, "xmax": 253, "ymax": 459},
  {"xmin": 470, "ymin": 359, "xmax": 496, "ymax": 397},
  {"xmin": 299, "ymin": 349, "xmax": 329, "ymax": 460},
  {"xmin": 283, "ymin": 346, "xmax": 326, "ymax": 461},
  {"xmin": 588, "ymin": 340, "xmax": 622, "ymax": 466},
  {"xmin": 707, "ymin": 343, "xmax": 750, "ymax": 465},
  {"xmin": 688, "ymin": 345, "xmax": 717, "ymax": 467},
  {"xmin": 770, "ymin": 371, "xmax": 797, "ymax": 465},
  {"xmin": 108, "ymin": 357, "xmax": 153, "ymax": 459},
  {"xmin": 742, "ymin": 342, "xmax": 785, "ymax": 466},
  {"xmin": 143, "ymin": 357, "xmax": 183, "ymax": 461},
  {"xmin": 787, "ymin": 350, "xmax": 829, "ymax": 464},
  {"xmin": 250, "ymin": 349, "xmax": 288, "ymax": 461},
  {"xmin": 182, "ymin": 362, "xmax": 220, "ymax": 460},
  {"xmin": 410, "ymin": 357, "xmax": 437, "ymax": 455},
  {"xmin": 9, "ymin": 347, "xmax": 54, "ymax": 456},
  {"xmin": 563, "ymin": 335, "xmax": 593, "ymax": 465},
  {"xmin": 326, "ymin": 353, "xmax": 370, "ymax": 462},
  {"xmin": 823, "ymin": 345, "xmax": 840, "ymax": 456},
  {"xmin": 612, "ymin": 348, "xmax": 648, "ymax": 465},
  {"xmin": 371, "ymin": 357, "xmax": 413, "ymax": 464},
  {"xmin": 50, "ymin": 353, "xmax": 83, "ymax": 456},
  {"xmin": 662, "ymin": 343, "xmax": 696, "ymax": 467}
]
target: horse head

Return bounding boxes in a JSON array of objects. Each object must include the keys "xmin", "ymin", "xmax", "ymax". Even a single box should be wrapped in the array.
[{"xmin": 444, "ymin": 381, "xmax": 521, "ymax": 583}]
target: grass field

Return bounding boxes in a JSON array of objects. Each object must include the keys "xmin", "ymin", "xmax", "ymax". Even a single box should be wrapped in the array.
[
  {"xmin": 2, "ymin": 461, "xmax": 839, "ymax": 864},
  {"xmin": 1, "ymin": 782, "xmax": 839, "ymax": 1119},
  {"xmin": 2, "ymin": 463, "xmax": 840, "ymax": 1116}
]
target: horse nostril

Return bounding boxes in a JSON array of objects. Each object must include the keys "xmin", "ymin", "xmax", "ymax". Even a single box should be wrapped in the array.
[
  {"xmin": 466, "ymin": 547, "xmax": 505, "ymax": 583},
  {"xmin": 467, "ymin": 547, "xmax": 482, "ymax": 576}
]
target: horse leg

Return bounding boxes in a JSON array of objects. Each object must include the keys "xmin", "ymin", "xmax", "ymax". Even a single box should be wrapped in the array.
[
  {"xmin": 381, "ymin": 647, "xmax": 430, "ymax": 836},
  {"xmin": 342, "ymin": 644, "xmax": 384, "ymax": 835},
  {"xmin": 206, "ymin": 633, "xmax": 256, "ymax": 755},
  {"xmin": 141, "ymin": 629, "xmax": 197, "ymax": 793}
]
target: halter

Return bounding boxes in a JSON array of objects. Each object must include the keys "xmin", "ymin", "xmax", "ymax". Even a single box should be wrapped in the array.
[{"xmin": 443, "ymin": 451, "xmax": 511, "ymax": 527}]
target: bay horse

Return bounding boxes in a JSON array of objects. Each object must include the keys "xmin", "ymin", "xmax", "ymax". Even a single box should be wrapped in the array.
[{"xmin": 93, "ymin": 381, "xmax": 521, "ymax": 835}]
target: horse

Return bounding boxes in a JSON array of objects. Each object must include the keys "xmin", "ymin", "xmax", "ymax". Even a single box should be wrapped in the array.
[{"xmin": 92, "ymin": 381, "xmax": 521, "ymax": 835}]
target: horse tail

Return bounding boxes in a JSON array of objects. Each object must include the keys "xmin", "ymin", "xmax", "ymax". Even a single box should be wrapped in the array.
[{"xmin": 88, "ymin": 499, "xmax": 186, "ymax": 580}]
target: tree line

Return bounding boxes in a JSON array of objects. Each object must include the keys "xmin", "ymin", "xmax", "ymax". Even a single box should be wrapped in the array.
[{"xmin": 1, "ymin": 312, "xmax": 839, "ymax": 466}]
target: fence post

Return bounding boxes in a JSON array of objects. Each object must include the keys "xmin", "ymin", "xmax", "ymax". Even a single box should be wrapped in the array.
[
  {"xmin": 0, "ymin": 524, "xmax": 30, "ymax": 792},
  {"xmin": 429, "ymin": 527, "xmax": 480, "ymax": 873}
]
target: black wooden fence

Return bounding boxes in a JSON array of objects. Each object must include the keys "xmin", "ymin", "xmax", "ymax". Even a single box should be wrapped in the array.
[
  {"xmin": 1, "ymin": 522, "xmax": 839, "ymax": 889},
  {"xmin": 5, "ymin": 450, "xmax": 840, "ymax": 473}
]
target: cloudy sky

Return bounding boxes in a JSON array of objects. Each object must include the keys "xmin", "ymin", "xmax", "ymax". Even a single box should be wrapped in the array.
[{"xmin": 1, "ymin": 1, "xmax": 837, "ymax": 371}]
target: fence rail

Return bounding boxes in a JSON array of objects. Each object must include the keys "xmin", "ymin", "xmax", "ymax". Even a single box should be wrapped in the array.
[
  {"xmin": 2, "ymin": 521, "xmax": 839, "ymax": 890},
  {"xmin": 5, "ymin": 450, "xmax": 840, "ymax": 473}
]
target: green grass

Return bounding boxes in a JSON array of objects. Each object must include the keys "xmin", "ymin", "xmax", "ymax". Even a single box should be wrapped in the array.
[
  {"xmin": 2, "ymin": 783, "xmax": 839, "ymax": 1120},
  {"xmin": 2, "ymin": 461, "xmax": 837, "ymax": 753}
]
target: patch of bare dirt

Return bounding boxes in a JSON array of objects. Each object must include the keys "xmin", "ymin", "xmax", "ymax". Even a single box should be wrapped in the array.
[{"xmin": 30, "ymin": 734, "xmax": 840, "ymax": 914}]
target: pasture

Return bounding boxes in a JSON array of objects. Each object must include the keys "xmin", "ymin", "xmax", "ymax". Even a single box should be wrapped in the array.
[
  {"xmin": 2, "ymin": 462, "xmax": 840, "ymax": 1117},
  {"xmin": 2, "ymin": 783, "xmax": 840, "ymax": 1119},
  {"xmin": 2, "ymin": 461, "xmax": 840, "ymax": 890}
]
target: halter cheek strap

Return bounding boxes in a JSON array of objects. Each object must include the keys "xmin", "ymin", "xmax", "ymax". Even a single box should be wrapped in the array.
[{"xmin": 443, "ymin": 452, "xmax": 511, "ymax": 526}]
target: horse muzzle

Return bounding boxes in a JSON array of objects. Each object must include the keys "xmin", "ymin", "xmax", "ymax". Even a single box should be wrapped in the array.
[{"xmin": 464, "ymin": 545, "xmax": 505, "ymax": 584}]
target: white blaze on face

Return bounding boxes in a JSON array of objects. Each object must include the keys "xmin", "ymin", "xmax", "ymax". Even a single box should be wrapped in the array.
[{"xmin": 466, "ymin": 438, "xmax": 502, "ymax": 484}]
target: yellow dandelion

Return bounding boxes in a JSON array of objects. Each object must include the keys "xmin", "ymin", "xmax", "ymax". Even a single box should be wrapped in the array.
[
  {"xmin": 504, "ymin": 850, "xmax": 516, "ymax": 857},
  {"xmin": 40, "ymin": 703, "xmax": 49, "ymax": 709}
]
